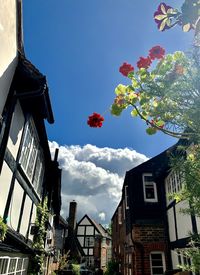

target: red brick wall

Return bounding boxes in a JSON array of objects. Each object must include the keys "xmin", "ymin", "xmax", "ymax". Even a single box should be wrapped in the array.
[{"xmin": 132, "ymin": 224, "xmax": 169, "ymax": 275}]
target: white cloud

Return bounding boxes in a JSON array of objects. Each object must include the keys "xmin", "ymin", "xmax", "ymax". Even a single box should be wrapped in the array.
[
  {"xmin": 99, "ymin": 212, "xmax": 106, "ymax": 221},
  {"xmin": 49, "ymin": 142, "xmax": 148, "ymax": 224}
]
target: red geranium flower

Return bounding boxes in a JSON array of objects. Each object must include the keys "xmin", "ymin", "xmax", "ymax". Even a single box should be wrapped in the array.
[
  {"xmin": 87, "ymin": 112, "xmax": 104, "ymax": 128},
  {"xmin": 149, "ymin": 46, "xmax": 165, "ymax": 60},
  {"xmin": 119, "ymin": 62, "xmax": 134, "ymax": 77},
  {"xmin": 137, "ymin": 56, "xmax": 152, "ymax": 69}
]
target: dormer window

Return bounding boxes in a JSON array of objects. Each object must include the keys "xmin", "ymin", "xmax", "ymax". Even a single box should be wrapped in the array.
[{"xmin": 143, "ymin": 174, "xmax": 158, "ymax": 203}]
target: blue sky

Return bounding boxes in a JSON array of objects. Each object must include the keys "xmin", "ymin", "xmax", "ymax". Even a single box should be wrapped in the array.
[
  {"xmin": 23, "ymin": 0, "xmax": 193, "ymax": 158},
  {"xmin": 23, "ymin": 1, "xmax": 194, "ymax": 222}
]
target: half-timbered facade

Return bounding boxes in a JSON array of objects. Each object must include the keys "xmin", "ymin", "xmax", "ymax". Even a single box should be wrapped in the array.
[
  {"xmin": 0, "ymin": 1, "xmax": 62, "ymax": 274},
  {"xmin": 77, "ymin": 214, "xmax": 111, "ymax": 271},
  {"xmin": 112, "ymin": 142, "xmax": 200, "ymax": 275},
  {"xmin": 165, "ymin": 169, "xmax": 200, "ymax": 270},
  {"xmin": 112, "ymin": 149, "xmax": 171, "ymax": 275}
]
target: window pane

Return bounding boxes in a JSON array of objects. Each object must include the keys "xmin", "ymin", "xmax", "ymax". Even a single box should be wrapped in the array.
[
  {"xmin": 145, "ymin": 185, "xmax": 155, "ymax": 199},
  {"xmin": 20, "ymin": 124, "xmax": 32, "ymax": 170},
  {"xmin": 17, "ymin": 258, "xmax": 23, "ymax": 271},
  {"xmin": 144, "ymin": 175, "xmax": 154, "ymax": 182},
  {"xmin": 151, "ymin": 253, "xmax": 164, "ymax": 275},
  {"xmin": 151, "ymin": 254, "xmax": 162, "ymax": 260},
  {"xmin": 8, "ymin": 259, "xmax": 17, "ymax": 272},
  {"xmin": 152, "ymin": 259, "xmax": 163, "ymax": 266},
  {"xmin": 152, "ymin": 267, "xmax": 163, "ymax": 274},
  {"xmin": 27, "ymin": 140, "xmax": 38, "ymax": 180},
  {"xmin": 0, "ymin": 258, "xmax": 9, "ymax": 274}
]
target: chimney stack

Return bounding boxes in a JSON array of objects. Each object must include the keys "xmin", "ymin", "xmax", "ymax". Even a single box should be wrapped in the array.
[{"xmin": 68, "ymin": 200, "xmax": 77, "ymax": 234}]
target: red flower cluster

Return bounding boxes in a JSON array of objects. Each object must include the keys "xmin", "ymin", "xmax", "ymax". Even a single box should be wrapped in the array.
[
  {"xmin": 119, "ymin": 62, "xmax": 134, "ymax": 77},
  {"xmin": 149, "ymin": 46, "xmax": 165, "ymax": 60},
  {"xmin": 87, "ymin": 112, "xmax": 104, "ymax": 128},
  {"xmin": 136, "ymin": 46, "xmax": 165, "ymax": 69},
  {"xmin": 137, "ymin": 56, "xmax": 152, "ymax": 69}
]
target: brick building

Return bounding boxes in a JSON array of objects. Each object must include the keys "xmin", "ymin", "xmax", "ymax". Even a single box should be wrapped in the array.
[
  {"xmin": 112, "ymin": 141, "xmax": 200, "ymax": 275},
  {"xmin": 112, "ymin": 149, "xmax": 171, "ymax": 275}
]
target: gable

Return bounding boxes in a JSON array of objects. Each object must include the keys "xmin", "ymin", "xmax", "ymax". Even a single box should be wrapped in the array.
[{"xmin": 79, "ymin": 216, "xmax": 92, "ymax": 226}]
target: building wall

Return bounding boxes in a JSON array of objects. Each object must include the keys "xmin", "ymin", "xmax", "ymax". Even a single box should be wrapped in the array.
[
  {"xmin": 7, "ymin": 101, "xmax": 25, "ymax": 160},
  {"xmin": 0, "ymin": 161, "xmax": 13, "ymax": 217},
  {"xmin": 132, "ymin": 224, "xmax": 168, "ymax": 275},
  {"xmin": 1, "ymin": 105, "xmax": 48, "ymax": 244},
  {"xmin": 112, "ymin": 202, "xmax": 127, "ymax": 274},
  {"xmin": 0, "ymin": 0, "xmax": 18, "ymax": 116}
]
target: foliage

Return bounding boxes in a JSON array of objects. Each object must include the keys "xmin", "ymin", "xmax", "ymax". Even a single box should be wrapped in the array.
[
  {"xmin": 176, "ymin": 234, "xmax": 200, "ymax": 272},
  {"xmin": 154, "ymin": 1, "xmax": 200, "ymax": 33},
  {"xmin": 104, "ymin": 261, "xmax": 119, "ymax": 275},
  {"xmin": 58, "ymin": 251, "xmax": 70, "ymax": 271},
  {"xmin": 168, "ymin": 145, "xmax": 200, "ymax": 217},
  {"xmin": 28, "ymin": 197, "xmax": 49, "ymax": 275},
  {"xmin": 111, "ymin": 47, "xmax": 200, "ymax": 140},
  {"xmin": 71, "ymin": 264, "xmax": 80, "ymax": 275},
  {"xmin": 0, "ymin": 216, "xmax": 7, "ymax": 241}
]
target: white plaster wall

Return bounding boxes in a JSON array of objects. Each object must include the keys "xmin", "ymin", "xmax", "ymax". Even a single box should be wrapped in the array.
[
  {"xmin": 83, "ymin": 249, "xmax": 88, "ymax": 255},
  {"xmin": 7, "ymin": 179, "xmax": 24, "ymax": 231},
  {"xmin": 80, "ymin": 217, "xmax": 91, "ymax": 225},
  {"xmin": 89, "ymin": 248, "xmax": 93, "ymax": 256},
  {"xmin": 171, "ymin": 250, "xmax": 179, "ymax": 269},
  {"xmin": 86, "ymin": 226, "xmax": 94, "ymax": 235},
  {"xmin": 77, "ymin": 236, "xmax": 84, "ymax": 246},
  {"xmin": 176, "ymin": 201, "xmax": 192, "ymax": 239},
  {"xmin": 196, "ymin": 216, "xmax": 200, "ymax": 234},
  {"xmin": 0, "ymin": 161, "xmax": 13, "ymax": 217},
  {"xmin": 19, "ymin": 195, "xmax": 32, "ymax": 237},
  {"xmin": 7, "ymin": 101, "xmax": 25, "ymax": 159},
  {"xmin": 0, "ymin": 0, "xmax": 18, "ymax": 116},
  {"xmin": 77, "ymin": 226, "xmax": 85, "ymax": 235},
  {"xmin": 167, "ymin": 208, "xmax": 176, "ymax": 242},
  {"xmin": 28, "ymin": 204, "xmax": 37, "ymax": 241}
]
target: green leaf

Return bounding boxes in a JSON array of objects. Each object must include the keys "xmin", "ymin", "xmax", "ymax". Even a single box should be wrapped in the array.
[
  {"xmin": 110, "ymin": 104, "xmax": 123, "ymax": 116},
  {"xmin": 146, "ymin": 127, "xmax": 157, "ymax": 135},
  {"xmin": 131, "ymin": 109, "xmax": 138, "ymax": 117},
  {"xmin": 131, "ymin": 78, "xmax": 140, "ymax": 89},
  {"xmin": 183, "ymin": 23, "xmax": 191, "ymax": 32},
  {"xmin": 156, "ymin": 120, "xmax": 165, "ymax": 127},
  {"xmin": 115, "ymin": 84, "xmax": 127, "ymax": 95},
  {"xmin": 127, "ymin": 71, "xmax": 135, "ymax": 79}
]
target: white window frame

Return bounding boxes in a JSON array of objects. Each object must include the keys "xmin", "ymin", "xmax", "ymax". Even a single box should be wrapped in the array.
[
  {"xmin": 85, "ymin": 236, "xmax": 94, "ymax": 247},
  {"xmin": 125, "ymin": 186, "xmax": 129, "ymax": 209},
  {"xmin": 150, "ymin": 251, "xmax": 166, "ymax": 275},
  {"xmin": 19, "ymin": 119, "xmax": 44, "ymax": 196},
  {"xmin": 143, "ymin": 173, "xmax": 158, "ymax": 203},
  {"xmin": 165, "ymin": 170, "xmax": 183, "ymax": 204},
  {"xmin": 0, "ymin": 256, "xmax": 29, "ymax": 275}
]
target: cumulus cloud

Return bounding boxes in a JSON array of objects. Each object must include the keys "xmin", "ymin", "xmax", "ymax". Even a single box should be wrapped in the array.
[
  {"xmin": 49, "ymin": 142, "xmax": 148, "ymax": 224},
  {"xmin": 99, "ymin": 212, "xmax": 106, "ymax": 221}
]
